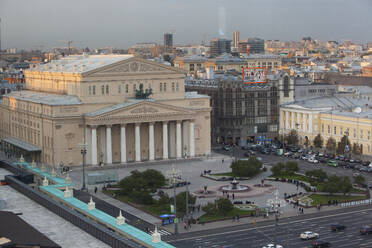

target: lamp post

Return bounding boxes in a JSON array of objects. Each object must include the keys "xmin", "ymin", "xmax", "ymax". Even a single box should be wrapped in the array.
[
  {"xmin": 185, "ymin": 181, "xmax": 189, "ymax": 230},
  {"xmin": 267, "ymin": 190, "xmax": 286, "ymax": 248},
  {"xmin": 167, "ymin": 164, "xmax": 181, "ymax": 235},
  {"xmin": 79, "ymin": 143, "xmax": 87, "ymax": 191}
]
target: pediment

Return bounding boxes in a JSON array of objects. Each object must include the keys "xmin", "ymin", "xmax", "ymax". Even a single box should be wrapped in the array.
[
  {"xmin": 84, "ymin": 57, "xmax": 184, "ymax": 76},
  {"xmin": 90, "ymin": 101, "xmax": 193, "ymax": 119}
]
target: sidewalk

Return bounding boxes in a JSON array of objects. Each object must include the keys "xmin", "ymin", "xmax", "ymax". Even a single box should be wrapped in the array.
[{"xmin": 167, "ymin": 204, "xmax": 341, "ymax": 234}]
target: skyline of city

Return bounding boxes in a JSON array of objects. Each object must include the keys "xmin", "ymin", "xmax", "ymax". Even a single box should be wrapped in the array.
[{"xmin": 1, "ymin": 0, "xmax": 372, "ymax": 50}]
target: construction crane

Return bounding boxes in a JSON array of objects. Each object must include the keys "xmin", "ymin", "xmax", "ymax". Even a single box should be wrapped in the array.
[{"xmin": 58, "ymin": 40, "xmax": 74, "ymax": 55}]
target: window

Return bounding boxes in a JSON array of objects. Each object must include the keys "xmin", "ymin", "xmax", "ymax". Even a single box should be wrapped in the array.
[
  {"xmin": 106, "ymin": 85, "xmax": 109, "ymax": 94},
  {"xmin": 321, "ymin": 124, "xmax": 324, "ymax": 133},
  {"xmin": 283, "ymin": 76, "xmax": 289, "ymax": 97},
  {"xmin": 164, "ymin": 83, "xmax": 167, "ymax": 92},
  {"xmin": 118, "ymin": 85, "xmax": 121, "ymax": 94},
  {"xmin": 353, "ymin": 128, "xmax": 356, "ymax": 138},
  {"xmin": 176, "ymin": 82, "xmax": 179, "ymax": 91},
  {"xmin": 189, "ymin": 64, "xmax": 194, "ymax": 71},
  {"xmin": 368, "ymin": 131, "xmax": 370, "ymax": 140},
  {"xmin": 327, "ymin": 125, "xmax": 330, "ymax": 134},
  {"xmin": 160, "ymin": 83, "xmax": 163, "ymax": 92},
  {"xmin": 334, "ymin": 126, "xmax": 337, "ymax": 135},
  {"xmin": 361, "ymin": 130, "xmax": 363, "ymax": 139},
  {"xmin": 172, "ymin": 82, "xmax": 175, "ymax": 91},
  {"xmin": 101, "ymin": 85, "xmax": 104, "ymax": 95},
  {"xmin": 125, "ymin": 84, "xmax": 128, "ymax": 93},
  {"xmin": 88, "ymin": 86, "xmax": 91, "ymax": 95}
]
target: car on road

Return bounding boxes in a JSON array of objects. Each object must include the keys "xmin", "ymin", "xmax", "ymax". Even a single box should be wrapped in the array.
[
  {"xmin": 262, "ymin": 244, "xmax": 283, "ymax": 248},
  {"xmin": 331, "ymin": 224, "xmax": 346, "ymax": 231},
  {"xmin": 312, "ymin": 240, "xmax": 331, "ymax": 247},
  {"xmin": 223, "ymin": 145, "xmax": 232, "ymax": 151},
  {"xmin": 328, "ymin": 160, "xmax": 338, "ymax": 167},
  {"xmin": 300, "ymin": 231, "xmax": 319, "ymax": 240},
  {"xmin": 360, "ymin": 225, "xmax": 372, "ymax": 235}
]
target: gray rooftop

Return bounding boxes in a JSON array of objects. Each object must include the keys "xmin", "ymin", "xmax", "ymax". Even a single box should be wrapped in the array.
[
  {"xmin": 2, "ymin": 137, "xmax": 41, "ymax": 152},
  {"xmin": 29, "ymin": 54, "xmax": 133, "ymax": 74},
  {"xmin": 86, "ymin": 99, "xmax": 149, "ymax": 117},
  {"xmin": 5, "ymin": 90, "xmax": 81, "ymax": 105}
]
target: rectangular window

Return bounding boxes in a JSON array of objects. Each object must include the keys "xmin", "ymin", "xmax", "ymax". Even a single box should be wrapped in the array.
[
  {"xmin": 118, "ymin": 85, "xmax": 121, "ymax": 94},
  {"xmin": 354, "ymin": 128, "xmax": 356, "ymax": 138},
  {"xmin": 160, "ymin": 83, "xmax": 163, "ymax": 92},
  {"xmin": 176, "ymin": 82, "xmax": 179, "ymax": 91},
  {"xmin": 88, "ymin": 86, "xmax": 91, "ymax": 95},
  {"xmin": 92, "ymin": 86, "xmax": 96, "ymax": 95},
  {"xmin": 340, "ymin": 127, "xmax": 343, "ymax": 136},
  {"xmin": 327, "ymin": 125, "xmax": 330, "ymax": 134},
  {"xmin": 334, "ymin": 126, "xmax": 337, "ymax": 135},
  {"xmin": 368, "ymin": 131, "xmax": 370, "ymax": 140},
  {"xmin": 101, "ymin": 85, "xmax": 104, "ymax": 95},
  {"xmin": 172, "ymin": 82, "xmax": 175, "ymax": 92},
  {"xmin": 190, "ymin": 64, "xmax": 194, "ymax": 71},
  {"xmin": 360, "ymin": 130, "xmax": 363, "ymax": 139},
  {"xmin": 106, "ymin": 85, "xmax": 109, "ymax": 94},
  {"xmin": 164, "ymin": 83, "xmax": 167, "ymax": 92},
  {"xmin": 321, "ymin": 124, "xmax": 324, "ymax": 133},
  {"xmin": 125, "ymin": 84, "xmax": 128, "ymax": 93}
]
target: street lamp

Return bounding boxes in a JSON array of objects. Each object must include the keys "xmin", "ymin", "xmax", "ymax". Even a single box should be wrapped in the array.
[
  {"xmin": 166, "ymin": 164, "xmax": 181, "ymax": 235},
  {"xmin": 79, "ymin": 143, "xmax": 87, "ymax": 191},
  {"xmin": 267, "ymin": 190, "xmax": 286, "ymax": 248}
]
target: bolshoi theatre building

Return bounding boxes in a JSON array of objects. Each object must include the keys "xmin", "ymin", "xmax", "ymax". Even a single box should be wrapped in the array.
[{"xmin": 0, "ymin": 55, "xmax": 211, "ymax": 167}]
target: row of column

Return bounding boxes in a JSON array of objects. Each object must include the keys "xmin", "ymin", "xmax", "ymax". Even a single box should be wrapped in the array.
[
  {"xmin": 90, "ymin": 121, "xmax": 195, "ymax": 165},
  {"xmin": 283, "ymin": 110, "xmax": 313, "ymax": 133}
]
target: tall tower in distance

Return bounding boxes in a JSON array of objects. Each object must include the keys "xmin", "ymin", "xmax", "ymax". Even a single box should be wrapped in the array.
[
  {"xmin": 233, "ymin": 31, "xmax": 240, "ymax": 48},
  {"xmin": 163, "ymin": 33, "xmax": 173, "ymax": 53}
]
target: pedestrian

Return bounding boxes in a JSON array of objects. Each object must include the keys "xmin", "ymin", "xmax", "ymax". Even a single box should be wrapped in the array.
[
  {"xmin": 232, "ymin": 216, "xmax": 235, "ymax": 222},
  {"xmin": 146, "ymin": 227, "xmax": 150, "ymax": 233},
  {"xmin": 236, "ymin": 215, "xmax": 240, "ymax": 222},
  {"xmin": 184, "ymin": 221, "xmax": 187, "ymax": 229},
  {"xmin": 227, "ymin": 193, "xmax": 229, "ymax": 199},
  {"xmin": 301, "ymin": 208, "xmax": 304, "ymax": 214},
  {"xmin": 232, "ymin": 193, "xmax": 235, "ymax": 200},
  {"xmin": 94, "ymin": 187, "xmax": 97, "ymax": 194},
  {"xmin": 222, "ymin": 158, "xmax": 224, "ymax": 164}
]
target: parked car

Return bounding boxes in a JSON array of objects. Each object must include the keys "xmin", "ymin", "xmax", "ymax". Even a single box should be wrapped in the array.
[
  {"xmin": 301, "ymin": 231, "xmax": 319, "ymax": 240},
  {"xmin": 319, "ymin": 158, "xmax": 328, "ymax": 164},
  {"xmin": 262, "ymin": 244, "xmax": 283, "ymax": 248},
  {"xmin": 318, "ymin": 153, "xmax": 324, "ymax": 157},
  {"xmin": 360, "ymin": 225, "xmax": 372, "ymax": 235},
  {"xmin": 328, "ymin": 160, "xmax": 338, "ymax": 167},
  {"xmin": 308, "ymin": 157, "xmax": 319, "ymax": 164},
  {"xmin": 312, "ymin": 240, "xmax": 331, "ymax": 248},
  {"xmin": 331, "ymin": 224, "xmax": 346, "ymax": 231}
]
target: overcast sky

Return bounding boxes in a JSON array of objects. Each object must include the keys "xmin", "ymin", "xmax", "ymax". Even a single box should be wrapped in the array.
[{"xmin": 1, "ymin": 0, "xmax": 372, "ymax": 50}]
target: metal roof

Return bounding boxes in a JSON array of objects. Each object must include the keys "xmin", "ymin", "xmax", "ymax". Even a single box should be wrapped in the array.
[{"xmin": 2, "ymin": 137, "xmax": 41, "ymax": 152}]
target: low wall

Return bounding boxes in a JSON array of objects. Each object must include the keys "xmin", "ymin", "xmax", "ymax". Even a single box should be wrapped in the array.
[{"xmin": 4, "ymin": 174, "xmax": 144, "ymax": 248}]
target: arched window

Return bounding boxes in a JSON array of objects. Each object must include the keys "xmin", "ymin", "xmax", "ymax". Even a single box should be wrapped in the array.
[{"xmin": 283, "ymin": 76, "xmax": 289, "ymax": 97}]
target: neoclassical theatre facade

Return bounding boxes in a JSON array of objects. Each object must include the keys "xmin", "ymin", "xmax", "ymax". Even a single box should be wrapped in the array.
[{"xmin": 0, "ymin": 55, "xmax": 211, "ymax": 167}]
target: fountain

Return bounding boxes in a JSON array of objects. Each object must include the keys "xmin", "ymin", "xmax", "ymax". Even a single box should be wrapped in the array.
[{"xmin": 220, "ymin": 178, "xmax": 250, "ymax": 192}]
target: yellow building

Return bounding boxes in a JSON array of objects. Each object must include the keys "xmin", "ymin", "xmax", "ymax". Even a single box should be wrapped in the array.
[
  {"xmin": 0, "ymin": 55, "xmax": 211, "ymax": 167},
  {"xmin": 280, "ymin": 96, "xmax": 372, "ymax": 155}
]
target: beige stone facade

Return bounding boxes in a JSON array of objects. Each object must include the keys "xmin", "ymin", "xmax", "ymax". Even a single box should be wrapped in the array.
[{"xmin": 0, "ymin": 55, "xmax": 211, "ymax": 167}]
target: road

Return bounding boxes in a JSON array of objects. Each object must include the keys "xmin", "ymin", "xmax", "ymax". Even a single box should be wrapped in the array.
[
  {"xmin": 166, "ymin": 205, "xmax": 372, "ymax": 248},
  {"xmin": 218, "ymin": 148, "xmax": 372, "ymax": 183}
]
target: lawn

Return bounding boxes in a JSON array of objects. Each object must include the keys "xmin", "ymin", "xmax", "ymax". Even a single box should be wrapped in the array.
[
  {"xmin": 199, "ymin": 207, "xmax": 262, "ymax": 222},
  {"xmin": 212, "ymin": 172, "xmax": 234, "ymax": 177},
  {"xmin": 103, "ymin": 189, "xmax": 171, "ymax": 217},
  {"xmin": 309, "ymin": 194, "xmax": 368, "ymax": 205},
  {"xmin": 280, "ymin": 174, "xmax": 311, "ymax": 183}
]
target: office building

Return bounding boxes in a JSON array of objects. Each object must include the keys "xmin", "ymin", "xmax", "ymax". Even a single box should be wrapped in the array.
[
  {"xmin": 233, "ymin": 31, "xmax": 240, "ymax": 48},
  {"xmin": 164, "ymin": 33, "xmax": 173, "ymax": 52},
  {"xmin": 210, "ymin": 38, "xmax": 231, "ymax": 57}
]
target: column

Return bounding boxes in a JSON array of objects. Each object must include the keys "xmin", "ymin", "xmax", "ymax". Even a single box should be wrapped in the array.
[
  {"xmin": 291, "ymin": 112, "xmax": 295, "ymax": 129},
  {"xmin": 176, "ymin": 121, "xmax": 182, "ymax": 158},
  {"xmin": 285, "ymin": 111, "xmax": 289, "ymax": 129},
  {"xmin": 91, "ymin": 126, "xmax": 98, "ymax": 165},
  {"xmin": 120, "ymin": 124, "xmax": 126, "ymax": 163},
  {"xmin": 189, "ymin": 120, "xmax": 195, "ymax": 157},
  {"xmin": 135, "ymin": 123, "xmax": 141, "ymax": 162},
  {"xmin": 297, "ymin": 112, "xmax": 301, "ymax": 131},
  {"xmin": 106, "ymin": 125, "xmax": 112, "ymax": 164},
  {"xmin": 309, "ymin": 113, "xmax": 313, "ymax": 134},
  {"xmin": 163, "ymin": 122, "xmax": 168, "ymax": 159},
  {"xmin": 303, "ymin": 114, "xmax": 307, "ymax": 132},
  {"xmin": 182, "ymin": 121, "xmax": 188, "ymax": 157},
  {"xmin": 149, "ymin": 122, "xmax": 155, "ymax": 161}
]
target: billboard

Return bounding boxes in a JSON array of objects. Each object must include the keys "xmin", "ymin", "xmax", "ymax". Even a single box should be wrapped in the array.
[{"xmin": 243, "ymin": 67, "xmax": 267, "ymax": 84}]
